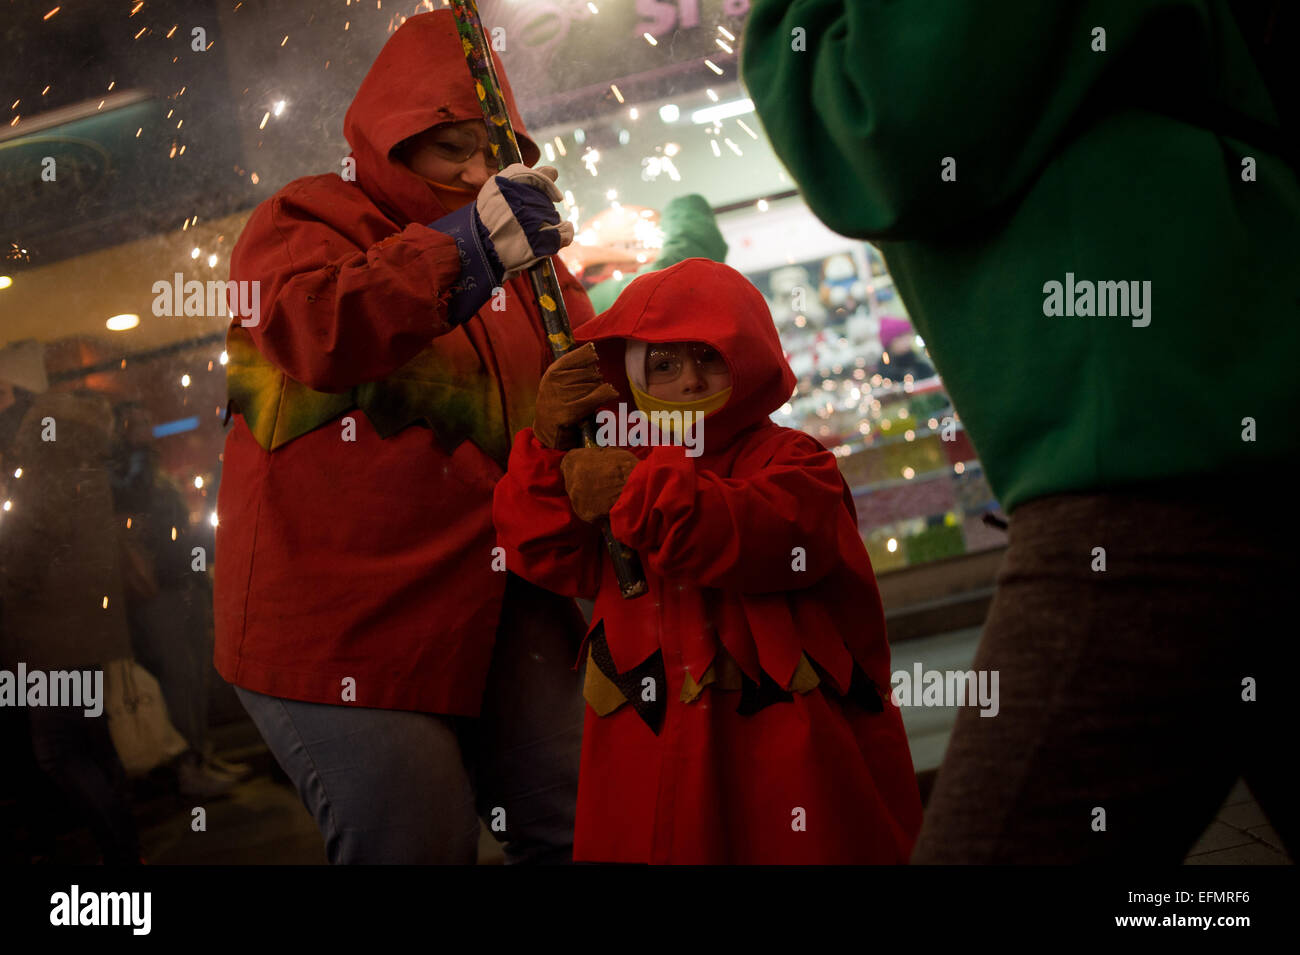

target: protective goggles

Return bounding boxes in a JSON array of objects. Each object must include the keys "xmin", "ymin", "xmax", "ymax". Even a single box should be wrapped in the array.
[
  {"xmin": 645, "ymin": 342, "xmax": 729, "ymax": 385},
  {"xmin": 425, "ymin": 124, "xmax": 501, "ymax": 167}
]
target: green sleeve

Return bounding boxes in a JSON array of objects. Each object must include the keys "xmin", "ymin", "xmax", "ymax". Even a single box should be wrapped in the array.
[
  {"xmin": 586, "ymin": 194, "xmax": 728, "ymax": 313},
  {"xmin": 740, "ymin": 0, "xmax": 1223, "ymax": 239}
]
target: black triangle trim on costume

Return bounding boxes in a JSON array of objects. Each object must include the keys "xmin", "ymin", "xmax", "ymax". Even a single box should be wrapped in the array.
[{"xmin": 587, "ymin": 622, "xmax": 667, "ymax": 735}]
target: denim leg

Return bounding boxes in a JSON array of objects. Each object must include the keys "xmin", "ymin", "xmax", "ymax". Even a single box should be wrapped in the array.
[
  {"xmin": 469, "ymin": 575, "xmax": 585, "ymax": 865},
  {"xmin": 234, "ymin": 686, "xmax": 479, "ymax": 864}
]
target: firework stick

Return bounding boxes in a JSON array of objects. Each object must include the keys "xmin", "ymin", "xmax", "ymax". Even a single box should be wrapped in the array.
[{"xmin": 450, "ymin": 0, "xmax": 647, "ymax": 600}]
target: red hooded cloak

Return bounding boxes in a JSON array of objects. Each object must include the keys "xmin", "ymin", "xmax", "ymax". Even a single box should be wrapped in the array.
[
  {"xmin": 214, "ymin": 11, "xmax": 593, "ymax": 715},
  {"xmin": 493, "ymin": 258, "xmax": 922, "ymax": 863}
]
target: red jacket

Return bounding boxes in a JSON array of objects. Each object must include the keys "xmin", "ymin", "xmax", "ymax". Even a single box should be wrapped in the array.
[
  {"xmin": 214, "ymin": 11, "xmax": 594, "ymax": 716},
  {"xmin": 493, "ymin": 259, "xmax": 922, "ymax": 863}
]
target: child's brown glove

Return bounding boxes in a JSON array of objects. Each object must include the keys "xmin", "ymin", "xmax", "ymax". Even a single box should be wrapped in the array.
[
  {"xmin": 561, "ymin": 446, "xmax": 638, "ymax": 523},
  {"xmin": 533, "ymin": 343, "xmax": 620, "ymax": 449}
]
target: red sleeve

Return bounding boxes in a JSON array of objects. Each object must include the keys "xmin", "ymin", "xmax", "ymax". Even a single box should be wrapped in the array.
[
  {"xmin": 230, "ymin": 184, "xmax": 468, "ymax": 393},
  {"xmin": 492, "ymin": 428, "xmax": 604, "ymax": 599},
  {"xmin": 608, "ymin": 432, "xmax": 848, "ymax": 594}
]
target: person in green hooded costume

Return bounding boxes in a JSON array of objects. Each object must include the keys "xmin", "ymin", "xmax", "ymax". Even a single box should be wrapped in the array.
[
  {"xmin": 585, "ymin": 194, "xmax": 728, "ymax": 314},
  {"xmin": 743, "ymin": 0, "xmax": 1298, "ymax": 862}
]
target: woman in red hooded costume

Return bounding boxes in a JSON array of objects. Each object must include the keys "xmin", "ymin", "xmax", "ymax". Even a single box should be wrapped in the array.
[
  {"xmin": 213, "ymin": 11, "xmax": 596, "ymax": 864},
  {"xmin": 494, "ymin": 258, "xmax": 923, "ymax": 863}
]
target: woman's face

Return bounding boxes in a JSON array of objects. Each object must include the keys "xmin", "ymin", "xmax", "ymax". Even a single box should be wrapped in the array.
[
  {"xmin": 644, "ymin": 341, "xmax": 731, "ymax": 402},
  {"xmin": 399, "ymin": 120, "xmax": 499, "ymax": 191}
]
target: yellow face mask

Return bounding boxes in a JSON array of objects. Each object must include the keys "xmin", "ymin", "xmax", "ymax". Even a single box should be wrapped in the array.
[
  {"xmin": 417, "ymin": 174, "xmax": 478, "ymax": 211},
  {"xmin": 628, "ymin": 381, "xmax": 732, "ymax": 433}
]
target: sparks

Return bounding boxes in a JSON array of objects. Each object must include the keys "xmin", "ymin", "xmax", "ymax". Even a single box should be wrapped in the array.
[
  {"xmin": 43, "ymin": 7, "xmax": 60, "ymax": 21},
  {"xmin": 610, "ymin": 84, "xmax": 624, "ymax": 104},
  {"xmin": 643, "ymin": 32, "xmax": 658, "ymax": 46},
  {"xmin": 718, "ymin": 25, "xmax": 735, "ymax": 41},
  {"xmin": 704, "ymin": 59, "xmax": 724, "ymax": 75},
  {"xmin": 130, "ymin": 1, "xmax": 143, "ymax": 15},
  {"xmin": 715, "ymin": 38, "xmax": 733, "ymax": 54}
]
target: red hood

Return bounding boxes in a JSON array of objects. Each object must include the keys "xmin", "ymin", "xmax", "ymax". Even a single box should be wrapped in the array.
[
  {"xmin": 577, "ymin": 258, "xmax": 797, "ymax": 451},
  {"xmin": 342, "ymin": 10, "xmax": 540, "ymax": 225}
]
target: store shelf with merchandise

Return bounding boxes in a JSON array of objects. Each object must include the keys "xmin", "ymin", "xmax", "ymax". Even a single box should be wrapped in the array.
[{"xmin": 718, "ymin": 197, "xmax": 1007, "ymax": 574}]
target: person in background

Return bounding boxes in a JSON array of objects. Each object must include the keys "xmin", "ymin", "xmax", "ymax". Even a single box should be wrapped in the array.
[
  {"xmin": 874, "ymin": 316, "xmax": 935, "ymax": 382},
  {"xmin": 584, "ymin": 194, "xmax": 728, "ymax": 313},
  {"xmin": 743, "ymin": 0, "xmax": 1299, "ymax": 861},
  {"xmin": 0, "ymin": 344, "xmax": 142, "ymax": 864},
  {"xmin": 110, "ymin": 401, "xmax": 250, "ymax": 798}
]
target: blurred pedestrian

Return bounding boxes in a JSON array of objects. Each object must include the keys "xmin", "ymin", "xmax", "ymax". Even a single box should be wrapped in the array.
[{"xmin": 744, "ymin": 0, "xmax": 1299, "ymax": 862}]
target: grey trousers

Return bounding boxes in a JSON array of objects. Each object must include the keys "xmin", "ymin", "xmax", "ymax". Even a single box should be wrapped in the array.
[
  {"xmin": 235, "ymin": 574, "xmax": 585, "ymax": 864},
  {"xmin": 912, "ymin": 476, "xmax": 1297, "ymax": 863}
]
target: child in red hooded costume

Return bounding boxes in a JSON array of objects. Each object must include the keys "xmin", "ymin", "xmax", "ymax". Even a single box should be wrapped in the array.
[{"xmin": 494, "ymin": 258, "xmax": 923, "ymax": 863}]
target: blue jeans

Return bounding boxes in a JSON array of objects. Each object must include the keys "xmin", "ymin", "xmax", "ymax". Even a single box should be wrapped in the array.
[{"xmin": 234, "ymin": 575, "xmax": 584, "ymax": 864}]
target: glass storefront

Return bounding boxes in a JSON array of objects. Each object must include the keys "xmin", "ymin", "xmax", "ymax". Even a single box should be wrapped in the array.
[{"xmin": 2, "ymin": 1, "xmax": 1005, "ymax": 574}]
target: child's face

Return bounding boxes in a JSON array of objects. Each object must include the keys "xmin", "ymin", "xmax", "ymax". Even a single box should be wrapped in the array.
[
  {"xmin": 400, "ymin": 120, "xmax": 499, "ymax": 190},
  {"xmin": 644, "ymin": 341, "xmax": 731, "ymax": 402}
]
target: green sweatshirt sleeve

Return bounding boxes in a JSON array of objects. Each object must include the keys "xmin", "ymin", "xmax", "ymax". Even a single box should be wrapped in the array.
[
  {"xmin": 741, "ymin": 0, "xmax": 1239, "ymax": 240},
  {"xmin": 586, "ymin": 194, "xmax": 728, "ymax": 313}
]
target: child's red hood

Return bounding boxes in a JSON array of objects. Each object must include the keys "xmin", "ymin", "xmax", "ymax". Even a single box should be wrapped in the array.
[
  {"xmin": 342, "ymin": 10, "xmax": 540, "ymax": 225},
  {"xmin": 577, "ymin": 258, "xmax": 797, "ymax": 450}
]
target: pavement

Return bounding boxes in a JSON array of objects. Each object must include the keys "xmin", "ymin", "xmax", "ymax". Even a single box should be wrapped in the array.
[{"xmin": 11, "ymin": 634, "xmax": 1291, "ymax": 864}]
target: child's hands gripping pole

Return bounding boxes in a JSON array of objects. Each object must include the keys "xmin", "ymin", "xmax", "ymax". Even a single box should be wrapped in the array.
[
  {"xmin": 561, "ymin": 447, "xmax": 638, "ymax": 523},
  {"xmin": 533, "ymin": 342, "xmax": 619, "ymax": 450}
]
